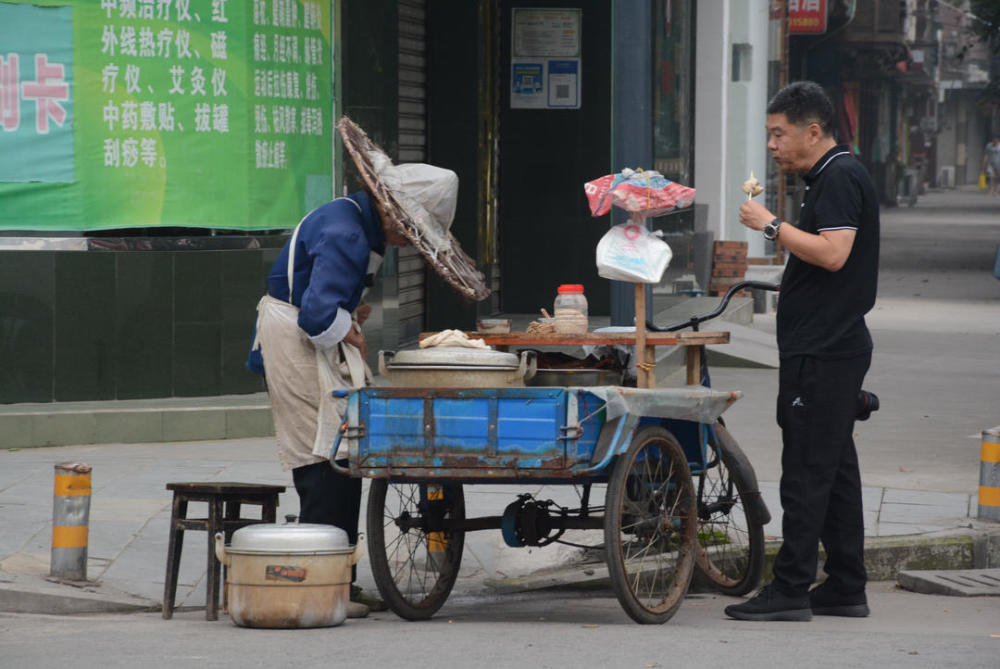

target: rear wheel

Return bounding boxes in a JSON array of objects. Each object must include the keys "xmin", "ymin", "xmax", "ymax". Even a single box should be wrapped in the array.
[
  {"xmin": 604, "ymin": 426, "xmax": 697, "ymax": 624},
  {"xmin": 695, "ymin": 423, "xmax": 765, "ymax": 596},
  {"xmin": 367, "ymin": 481, "xmax": 465, "ymax": 620}
]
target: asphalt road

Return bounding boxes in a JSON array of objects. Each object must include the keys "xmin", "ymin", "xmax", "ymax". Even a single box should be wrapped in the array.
[{"xmin": 1, "ymin": 584, "xmax": 997, "ymax": 669}]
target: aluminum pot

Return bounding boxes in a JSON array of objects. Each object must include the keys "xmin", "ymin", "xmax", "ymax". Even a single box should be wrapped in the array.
[
  {"xmin": 378, "ymin": 346, "xmax": 536, "ymax": 388},
  {"xmin": 214, "ymin": 522, "xmax": 362, "ymax": 629},
  {"xmin": 526, "ymin": 367, "xmax": 623, "ymax": 387}
]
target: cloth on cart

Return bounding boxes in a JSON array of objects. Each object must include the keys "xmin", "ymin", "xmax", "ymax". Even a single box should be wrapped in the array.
[{"xmin": 419, "ymin": 329, "xmax": 490, "ymax": 349}]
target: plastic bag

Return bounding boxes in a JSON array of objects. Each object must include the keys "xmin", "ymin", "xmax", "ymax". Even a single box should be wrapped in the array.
[
  {"xmin": 980, "ymin": 171, "xmax": 988, "ymax": 190},
  {"xmin": 596, "ymin": 219, "xmax": 673, "ymax": 284},
  {"xmin": 584, "ymin": 168, "xmax": 696, "ymax": 219}
]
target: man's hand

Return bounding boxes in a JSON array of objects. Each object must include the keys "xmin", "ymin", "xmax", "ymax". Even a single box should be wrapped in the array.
[
  {"xmin": 738, "ymin": 200, "xmax": 775, "ymax": 232},
  {"xmin": 355, "ymin": 301, "xmax": 372, "ymax": 325},
  {"xmin": 342, "ymin": 324, "xmax": 368, "ymax": 359}
]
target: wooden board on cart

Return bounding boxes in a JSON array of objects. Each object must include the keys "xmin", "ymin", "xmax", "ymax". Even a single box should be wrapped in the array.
[{"xmin": 418, "ymin": 330, "xmax": 729, "ymax": 387}]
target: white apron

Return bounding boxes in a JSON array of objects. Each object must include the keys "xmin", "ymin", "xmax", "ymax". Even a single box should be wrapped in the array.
[{"xmin": 252, "ymin": 202, "xmax": 374, "ymax": 469}]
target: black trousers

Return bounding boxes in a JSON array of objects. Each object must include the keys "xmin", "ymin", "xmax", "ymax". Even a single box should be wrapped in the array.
[
  {"xmin": 772, "ymin": 352, "xmax": 871, "ymax": 597},
  {"xmin": 292, "ymin": 460, "xmax": 362, "ymax": 581}
]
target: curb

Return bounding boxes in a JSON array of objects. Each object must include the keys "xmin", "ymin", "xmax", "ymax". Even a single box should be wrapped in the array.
[
  {"xmin": 0, "ymin": 577, "xmax": 160, "ymax": 615},
  {"xmin": 484, "ymin": 528, "xmax": 1000, "ymax": 595},
  {"xmin": 3, "ymin": 532, "xmax": 996, "ymax": 615}
]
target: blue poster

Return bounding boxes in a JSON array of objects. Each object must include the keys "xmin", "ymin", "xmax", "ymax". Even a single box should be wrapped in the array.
[
  {"xmin": 0, "ymin": 2, "xmax": 75, "ymax": 183},
  {"xmin": 547, "ymin": 60, "xmax": 579, "ymax": 108},
  {"xmin": 512, "ymin": 63, "xmax": 543, "ymax": 95}
]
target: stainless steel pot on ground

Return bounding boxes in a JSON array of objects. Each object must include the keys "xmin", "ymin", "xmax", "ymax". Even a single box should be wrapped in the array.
[
  {"xmin": 214, "ymin": 522, "xmax": 362, "ymax": 628},
  {"xmin": 378, "ymin": 346, "xmax": 536, "ymax": 388}
]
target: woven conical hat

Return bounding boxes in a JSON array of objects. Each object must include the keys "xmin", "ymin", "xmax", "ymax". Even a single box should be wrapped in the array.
[{"xmin": 338, "ymin": 117, "xmax": 490, "ymax": 301}]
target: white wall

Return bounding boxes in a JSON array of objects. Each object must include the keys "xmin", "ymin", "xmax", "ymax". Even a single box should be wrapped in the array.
[
  {"xmin": 695, "ymin": 0, "xmax": 771, "ymax": 254},
  {"xmin": 694, "ymin": 1, "xmax": 730, "ymax": 242}
]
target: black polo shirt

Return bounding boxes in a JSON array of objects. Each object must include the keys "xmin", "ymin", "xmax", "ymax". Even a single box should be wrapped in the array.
[{"xmin": 776, "ymin": 144, "xmax": 880, "ymax": 359}]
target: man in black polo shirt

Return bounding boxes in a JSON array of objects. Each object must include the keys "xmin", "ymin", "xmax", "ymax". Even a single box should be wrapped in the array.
[{"xmin": 725, "ymin": 81, "xmax": 879, "ymax": 621}]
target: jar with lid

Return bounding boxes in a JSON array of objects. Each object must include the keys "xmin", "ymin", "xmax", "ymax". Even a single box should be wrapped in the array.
[{"xmin": 554, "ymin": 284, "xmax": 588, "ymax": 334}]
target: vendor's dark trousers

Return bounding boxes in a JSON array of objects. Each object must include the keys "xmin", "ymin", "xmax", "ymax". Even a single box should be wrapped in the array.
[
  {"xmin": 292, "ymin": 460, "xmax": 362, "ymax": 581},
  {"xmin": 772, "ymin": 353, "xmax": 871, "ymax": 598}
]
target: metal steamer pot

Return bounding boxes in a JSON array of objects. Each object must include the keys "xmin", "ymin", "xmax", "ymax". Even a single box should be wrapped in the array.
[
  {"xmin": 214, "ymin": 522, "xmax": 362, "ymax": 628},
  {"xmin": 378, "ymin": 346, "xmax": 537, "ymax": 388}
]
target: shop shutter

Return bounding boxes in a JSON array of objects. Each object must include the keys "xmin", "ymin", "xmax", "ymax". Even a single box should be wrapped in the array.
[{"xmin": 398, "ymin": 0, "xmax": 427, "ymax": 343}]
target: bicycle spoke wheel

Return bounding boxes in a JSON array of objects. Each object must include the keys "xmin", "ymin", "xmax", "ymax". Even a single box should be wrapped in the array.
[
  {"xmin": 605, "ymin": 426, "xmax": 697, "ymax": 624},
  {"xmin": 695, "ymin": 422, "xmax": 764, "ymax": 596},
  {"xmin": 367, "ymin": 480, "xmax": 465, "ymax": 620}
]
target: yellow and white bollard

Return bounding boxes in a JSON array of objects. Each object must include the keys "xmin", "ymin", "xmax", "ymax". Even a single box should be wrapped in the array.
[
  {"xmin": 51, "ymin": 462, "xmax": 92, "ymax": 581},
  {"xmin": 978, "ymin": 427, "xmax": 1000, "ymax": 522}
]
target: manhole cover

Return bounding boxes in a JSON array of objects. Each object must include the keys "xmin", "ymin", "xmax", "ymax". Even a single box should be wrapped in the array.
[{"xmin": 897, "ymin": 569, "xmax": 1000, "ymax": 596}]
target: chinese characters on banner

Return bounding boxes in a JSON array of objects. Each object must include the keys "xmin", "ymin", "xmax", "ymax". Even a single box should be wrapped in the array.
[
  {"xmin": 0, "ymin": 2, "xmax": 74, "ymax": 183},
  {"xmin": 97, "ymin": 0, "xmax": 232, "ymax": 170},
  {"xmin": 788, "ymin": 0, "xmax": 828, "ymax": 35},
  {"xmin": 0, "ymin": 0, "xmax": 334, "ymax": 231},
  {"xmin": 0, "ymin": 54, "xmax": 69, "ymax": 134},
  {"xmin": 250, "ymin": 0, "xmax": 327, "ymax": 170}
]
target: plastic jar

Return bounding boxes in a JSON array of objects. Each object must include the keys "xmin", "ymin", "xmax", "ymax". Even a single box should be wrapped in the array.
[{"xmin": 554, "ymin": 284, "xmax": 588, "ymax": 334}]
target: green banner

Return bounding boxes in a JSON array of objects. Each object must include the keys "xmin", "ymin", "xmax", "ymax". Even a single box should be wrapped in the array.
[{"xmin": 0, "ymin": 0, "xmax": 334, "ymax": 231}]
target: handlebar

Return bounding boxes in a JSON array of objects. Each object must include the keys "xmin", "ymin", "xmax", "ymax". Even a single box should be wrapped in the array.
[{"xmin": 646, "ymin": 280, "xmax": 780, "ymax": 333}]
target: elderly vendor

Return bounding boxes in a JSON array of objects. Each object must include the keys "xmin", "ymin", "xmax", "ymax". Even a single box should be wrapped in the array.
[
  {"xmin": 247, "ymin": 126, "xmax": 462, "ymax": 616},
  {"xmin": 246, "ymin": 189, "xmax": 402, "ymax": 616}
]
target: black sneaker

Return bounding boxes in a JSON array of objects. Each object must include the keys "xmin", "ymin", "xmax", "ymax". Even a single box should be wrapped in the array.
[
  {"xmin": 809, "ymin": 582, "xmax": 870, "ymax": 617},
  {"xmin": 724, "ymin": 584, "xmax": 812, "ymax": 622}
]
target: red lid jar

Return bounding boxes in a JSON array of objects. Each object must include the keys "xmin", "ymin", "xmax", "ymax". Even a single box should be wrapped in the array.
[{"xmin": 554, "ymin": 284, "xmax": 588, "ymax": 334}]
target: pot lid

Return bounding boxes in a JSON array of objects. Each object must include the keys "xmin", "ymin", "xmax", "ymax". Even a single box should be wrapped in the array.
[
  {"xmin": 389, "ymin": 346, "xmax": 519, "ymax": 368},
  {"xmin": 229, "ymin": 522, "xmax": 354, "ymax": 555}
]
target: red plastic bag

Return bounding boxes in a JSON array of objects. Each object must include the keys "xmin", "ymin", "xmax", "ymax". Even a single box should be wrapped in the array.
[{"xmin": 584, "ymin": 168, "xmax": 696, "ymax": 219}]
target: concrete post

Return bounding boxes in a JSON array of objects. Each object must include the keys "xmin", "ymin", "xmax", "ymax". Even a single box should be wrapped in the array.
[{"xmin": 51, "ymin": 462, "xmax": 92, "ymax": 580}]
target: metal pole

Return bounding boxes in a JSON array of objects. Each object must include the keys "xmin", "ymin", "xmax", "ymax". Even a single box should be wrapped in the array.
[
  {"xmin": 610, "ymin": 0, "xmax": 653, "ymax": 326},
  {"xmin": 51, "ymin": 462, "xmax": 92, "ymax": 581},
  {"xmin": 978, "ymin": 427, "xmax": 1000, "ymax": 522}
]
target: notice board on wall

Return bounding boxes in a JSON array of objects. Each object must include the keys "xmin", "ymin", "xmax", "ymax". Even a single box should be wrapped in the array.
[
  {"xmin": 0, "ymin": 0, "xmax": 335, "ymax": 231},
  {"xmin": 510, "ymin": 8, "xmax": 581, "ymax": 110}
]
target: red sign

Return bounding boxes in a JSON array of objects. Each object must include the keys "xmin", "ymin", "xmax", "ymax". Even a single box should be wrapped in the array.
[{"xmin": 788, "ymin": 0, "xmax": 827, "ymax": 35}]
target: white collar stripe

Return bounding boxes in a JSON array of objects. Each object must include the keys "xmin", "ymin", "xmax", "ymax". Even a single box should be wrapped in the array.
[{"xmin": 815, "ymin": 151, "xmax": 851, "ymax": 176}]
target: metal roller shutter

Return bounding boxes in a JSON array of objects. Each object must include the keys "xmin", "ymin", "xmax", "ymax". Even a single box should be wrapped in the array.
[{"xmin": 398, "ymin": 0, "xmax": 426, "ymax": 344}]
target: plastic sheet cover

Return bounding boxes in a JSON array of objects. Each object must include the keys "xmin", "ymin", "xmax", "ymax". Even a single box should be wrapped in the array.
[{"xmin": 584, "ymin": 385, "xmax": 741, "ymax": 423}]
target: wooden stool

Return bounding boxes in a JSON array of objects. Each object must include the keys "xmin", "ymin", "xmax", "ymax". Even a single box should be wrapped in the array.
[{"xmin": 162, "ymin": 482, "xmax": 285, "ymax": 620}]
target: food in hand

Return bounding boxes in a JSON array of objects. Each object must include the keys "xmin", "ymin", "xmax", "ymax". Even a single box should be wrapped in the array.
[{"xmin": 742, "ymin": 171, "xmax": 764, "ymax": 199}]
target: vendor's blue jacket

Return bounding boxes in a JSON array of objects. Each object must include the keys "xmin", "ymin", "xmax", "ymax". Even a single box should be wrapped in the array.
[{"xmin": 246, "ymin": 192, "xmax": 385, "ymax": 376}]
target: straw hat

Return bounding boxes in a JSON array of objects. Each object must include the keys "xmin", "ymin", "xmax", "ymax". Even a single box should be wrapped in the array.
[{"xmin": 338, "ymin": 117, "xmax": 490, "ymax": 301}]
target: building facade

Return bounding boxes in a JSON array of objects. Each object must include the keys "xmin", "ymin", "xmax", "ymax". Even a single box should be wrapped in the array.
[{"xmin": 0, "ymin": 0, "xmax": 783, "ymax": 404}]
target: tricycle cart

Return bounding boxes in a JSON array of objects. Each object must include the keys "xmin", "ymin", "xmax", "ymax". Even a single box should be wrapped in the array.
[{"xmin": 332, "ymin": 282, "xmax": 776, "ymax": 624}]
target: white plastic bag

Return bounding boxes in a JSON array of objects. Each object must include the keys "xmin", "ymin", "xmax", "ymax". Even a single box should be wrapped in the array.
[{"xmin": 595, "ymin": 218, "xmax": 673, "ymax": 284}]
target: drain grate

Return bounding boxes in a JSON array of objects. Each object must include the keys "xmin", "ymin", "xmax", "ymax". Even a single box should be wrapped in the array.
[{"xmin": 897, "ymin": 569, "xmax": 1000, "ymax": 596}]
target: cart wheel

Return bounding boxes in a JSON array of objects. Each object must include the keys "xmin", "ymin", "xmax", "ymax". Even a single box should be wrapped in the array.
[
  {"xmin": 605, "ymin": 426, "xmax": 697, "ymax": 624},
  {"xmin": 366, "ymin": 480, "xmax": 465, "ymax": 621},
  {"xmin": 694, "ymin": 423, "xmax": 765, "ymax": 596}
]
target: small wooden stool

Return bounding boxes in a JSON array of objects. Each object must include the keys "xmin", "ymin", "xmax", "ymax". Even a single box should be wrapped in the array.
[{"xmin": 162, "ymin": 482, "xmax": 285, "ymax": 620}]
